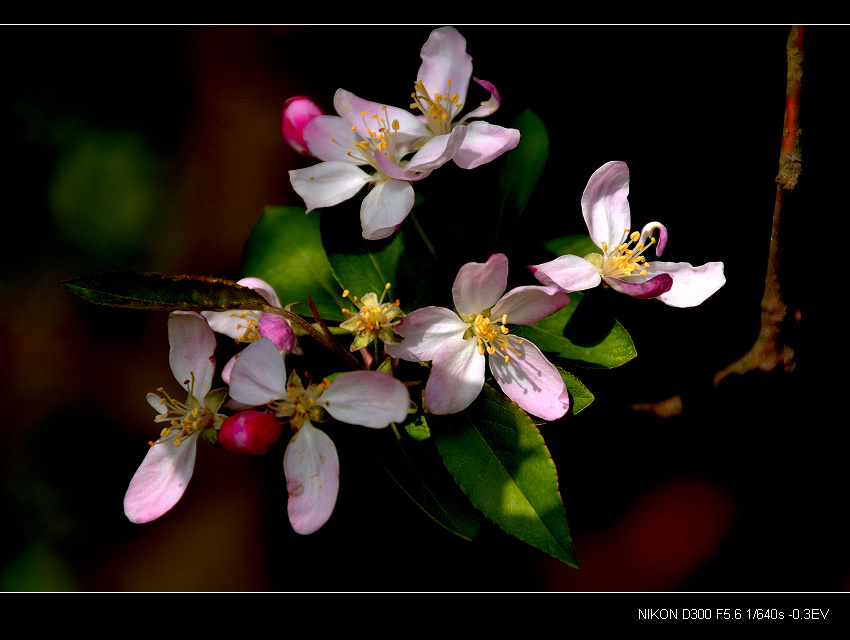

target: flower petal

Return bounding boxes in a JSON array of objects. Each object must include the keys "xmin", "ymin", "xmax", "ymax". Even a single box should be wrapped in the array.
[
  {"xmin": 404, "ymin": 126, "xmax": 467, "ymax": 172},
  {"xmin": 301, "ymin": 115, "xmax": 365, "ymax": 163},
  {"xmin": 459, "ymin": 77, "xmax": 501, "ymax": 121},
  {"xmin": 284, "ymin": 421, "xmax": 340, "ymax": 535},
  {"xmin": 452, "ymin": 121, "xmax": 520, "ymax": 170},
  {"xmin": 333, "ymin": 89, "xmax": 428, "ymax": 147},
  {"xmin": 604, "ymin": 273, "xmax": 674, "ymax": 299},
  {"xmin": 582, "ymin": 160, "xmax": 632, "ymax": 251},
  {"xmin": 489, "ymin": 339, "xmax": 570, "ymax": 421},
  {"xmin": 372, "ymin": 147, "xmax": 432, "ymax": 182},
  {"xmin": 529, "ymin": 254, "xmax": 603, "ymax": 292},
  {"xmin": 384, "ymin": 306, "xmax": 469, "ymax": 362},
  {"xmin": 168, "ymin": 311, "xmax": 216, "ymax": 400},
  {"xmin": 360, "ymin": 178, "xmax": 415, "ymax": 240},
  {"xmin": 282, "ymin": 96, "xmax": 323, "ymax": 157},
  {"xmin": 319, "ymin": 371, "xmax": 410, "ymax": 428},
  {"xmin": 228, "ymin": 338, "xmax": 288, "ymax": 407},
  {"xmin": 258, "ymin": 313, "xmax": 297, "ymax": 352},
  {"xmin": 123, "ymin": 432, "xmax": 199, "ymax": 524},
  {"xmin": 491, "ymin": 285, "xmax": 571, "ymax": 325},
  {"xmin": 236, "ymin": 277, "xmax": 282, "ymax": 307},
  {"xmin": 452, "ymin": 253, "xmax": 508, "ymax": 315},
  {"xmin": 417, "ymin": 26, "xmax": 473, "ymax": 107},
  {"xmin": 652, "ymin": 261, "xmax": 726, "ymax": 307},
  {"xmin": 289, "ymin": 161, "xmax": 371, "ymax": 213},
  {"xmin": 425, "ymin": 337, "xmax": 486, "ymax": 415}
]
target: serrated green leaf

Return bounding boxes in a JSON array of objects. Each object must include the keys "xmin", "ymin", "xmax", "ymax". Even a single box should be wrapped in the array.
[
  {"xmin": 241, "ymin": 206, "xmax": 345, "ymax": 321},
  {"xmin": 320, "ymin": 200, "xmax": 405, "ymax": 302},
  {"xmin": 557, "ymin": 367, "xmax": 594, "ymax": 414},
  {"xmin": 513, "ymin": 291, "xmax": 636, "ymax": 368},
  {"xmin": 61, "ymin": 270, "xmax": 269, "ymax": 311},
  {"xmin": 431, "ymin": 385, "xmax": 578, "ymax": 566},
  {"xmin": 379, "ymin": 420, "xmax": 481, "ymax": 541}
]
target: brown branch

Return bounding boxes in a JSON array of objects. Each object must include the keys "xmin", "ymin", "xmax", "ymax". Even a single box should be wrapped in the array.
[{"xmin": 713, "ymin": 25, "xmax": 802, "ymax": 387}]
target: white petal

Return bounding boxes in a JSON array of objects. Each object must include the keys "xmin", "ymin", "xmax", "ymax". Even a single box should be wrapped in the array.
[
  {"xmin": 289, "ymin": 162, "xmax": 371, "ymax": 213},
  {"xmin": 529, "ymin": 255, "xmax": 603, "ymax": 292},
  {"xmin": 284, "ymin": 421, "xmax": 340, "ymax": 535},
  {"xmin": 452, "ymin": 121, "xmax": 520, "ymax": 170},
  {"xmin": 319, "ymin": 371, "xmax": 410, "ymax": 428},
  {"xmin": 168, "ymin": 311, "xmax": 216, "ymax": 400},
  {"xmin": 653, "ymin": 261, "xmax": 726, "ymax": 308},
  {"xmin": 123, "ymin": 432, "xmax": 199, "ymax": 524},
  {"xmin": 491, "ymin": 285, "xmax": 571, "ymax": 326},
  {"xmin": 582, "ymin": 161, "xmax": 631, "ymax": 251},
  {"xmin": 384, "ymin": 306, "xmax": 469, "ymax": 362},
  {"xmin": 417, "ymin": 26, "xmax": 473, "ymax": 108},
  {"xmin": 360, "ymin": 178, "xmax": 415, "ymax": 240},
  {"xmin": 452, "ymin": 253, "xmax": 508, "ymax": 315},
  {"xmin": 489, "ymin": 339, "xmax": 570, "ymax": 421},
  {"xmin": 425, "ymin": 338, "xmax": 486, "ymax": 415},
  {"xmin": 228, "ymin": 338, "xmax": 288, "ymax": 407}
]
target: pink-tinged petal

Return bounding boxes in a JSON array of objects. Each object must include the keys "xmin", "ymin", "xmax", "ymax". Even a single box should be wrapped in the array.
[
  {"xmin": 284, "ymin": 421, "xmax": 339, "ymax": 535},
  {"xmin": 604, "ymin": 273, "xmax": 674, "ymax": 299},
  {"xmin": 228, "ymin": 338, "xmax": 288, "ymax": 407},
  {"xmin": 168, "ymin": 311, "xmax": 216, "ymax": 400},
  {"xmin": 491, "ymin": 285, "xmax": 571, "ymax": 325},
  {"xmin": 640, "ymin": 221, "xmax": 668, "ymax": 257},
  {"xmin": 384, "ymin": 306, "xmax": 469, "ymax": 362},
  {"xmin": 372, "ymin": 148, "xmax": 432, "ymax": 182},
  {"xmin": 458, "ymin": 77, "xmax": 501, "ymax": 121},
  {"xmin": 452, "ymin": 121, "xmax": 520, "ymax": 170},
  {"xmin": 319, "ymin": 371, "xmax": 410, "ymax": 428},
  {"xmin": 123, "ymin": 432, "xmax": 199, "ymax": 524},
  {"xmin": 529, "ymin": 254, "xmax": 603, "ymax": 292},
  {"xmin": 289, "ymin": 162, "xmax": 371, "ymax": 213},
  {"xmin": 219, "ymin": 410, "xmax": 282, "ymax": 456},
  {"xmin": 453, "ymin": 253, "xmax": 508, "ymax": 315},
  {"xmin": 147, "ymin": 392, "xmax": 164, "ymax": 413},
  {"xmin": 282, "ymin": 96, "xmax": 323, "ymax": 157},
  {"xmin": 200, "ymin": 309, "xmax": 259, "ymax": 342},
  {"xmin": 333, "ymin": 89, "xmax": 428, "ymax": 145},
  {"xmin": 236, "ymin": 277, "xmax": 281, "ymax": 307},
  {"xmin": 404, "ymin": 126, "xmax": 467, "ymax": 172},
  {"xmin": 258, "ymin": 313, "xmax": 297, "ymax": 352},
  {"xmin": 360, "ymin": 178, "xmax": 415, "ymax": 240},
  {"xmin": 652, "ymin": 261, "xmax": 726, "ymax": 308},
  {"xmin": 489, "ymin": 339, "xmax": 570, "ymax": 421},
  {"xmin": 301, "ymin": 115, "xmax": 364, "ymax": 164},
  {"xmin": 425, "ymin": 338, "xmax": 485, "ymax": 415},
  {"xmin": 417, "ymin": 26, "xmax": 473, "ymax": 107},
  {"xmin": 582, "ymin": 160, "xmax": 632, "ymax": 251}
]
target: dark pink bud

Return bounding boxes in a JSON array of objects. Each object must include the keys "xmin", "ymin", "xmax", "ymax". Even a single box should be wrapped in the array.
[
  {"xmin": 282, "ymin": 96, "xmax": 322, "ymax": 157},
  {"xmin": 219, "ymin": 410, "xmax": 282, "ymax": 456}
]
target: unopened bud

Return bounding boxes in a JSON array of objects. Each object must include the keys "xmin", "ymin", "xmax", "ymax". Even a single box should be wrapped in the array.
[
  {"xmin": 219, "ymin": 410, "xmax": 282, "ymax": 456},
  {"xmin": 282, "ymin": 96, "xmax": 322, "ymax": 157}
]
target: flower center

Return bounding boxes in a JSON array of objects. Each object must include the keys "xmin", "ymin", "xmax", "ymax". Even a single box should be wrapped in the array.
[
  {"xmin": 269, "ymin": 372, "xmax": 329, "ymax": 430},
  {"xmin": 340, "ymin": 283, "xmax": 403, "ymax": 347},
  {"xmin": 334, "ymin": 106, "xmax": 404, "ymax": 177},
  {"xmin": 598, "ymin": 228, "xmax": 657, "ymax": 279},
  {"xmin": 411, "ymin": 79, "xmax": 462, "ymax": 136},
  {"xmin": 151, "ymin": 385, "xmax": 214, "ymax": 447},
  {"xmin": 470, "ymin": 313, "xmax": 525, "ymax": 363},
  {"xmin": 228, "ymin": 310, "xmax": 261, "ymax": 343}
]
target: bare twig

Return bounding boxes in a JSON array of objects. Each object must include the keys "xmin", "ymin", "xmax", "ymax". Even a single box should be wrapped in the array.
[{"xmin": 713, "ymin": 25, "xmax": 802, "ymax": 386}]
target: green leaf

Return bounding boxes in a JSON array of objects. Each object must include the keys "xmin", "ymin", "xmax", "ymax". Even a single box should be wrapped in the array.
[
  {"xmin": 61, "ymin": 270, "xmax": 269, "ymax": 311},
  {"xmin": 557, "ymin": 367, "xmax": 594, "ymax": 415},
  {"xmin": 379, "ymin": 419, "xmax": 482, "ymax": 541},
  {"xmin": 320, "ymin": 200, "xmax": 405, "ymax": 302},
  {"xmin": 431, "ymin": 385, "xmax": 579, "ymax": 566},
  {"xmin": 513, "ymin": 291, "xmax": 637, "ymax": 368},
  {"xmin": 241, "ymin": 206, "xmax": 345, "ymax": 321},
  {"xmin": 497, "ymin": 108, "xmax": 549, "ymax": 222}
]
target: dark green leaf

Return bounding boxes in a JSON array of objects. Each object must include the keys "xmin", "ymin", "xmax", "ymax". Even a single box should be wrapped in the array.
[
  {"xmin": 513, "ymin": 291, "xmax": 637, "ymax": 368},
  {"xmin": 241, "ymin": 206, "xmax": 345, "ymax": 321},
  {"xmin": 379, "ymin": 419, "xmax": 482, "ymax": 541},
  {"xmin": 61, "ymin": 270, "xmax": 269, "ymax": 311},
  {"xmin": 544, "ymin": 234, "xmax": 600, "ymax": 260},
  {"xmin": 557, "ymin": 367, "xmax": 594, "ymax": 415},
  {"xmin": 497, "ymin": 108, "xmax": 549, "ymax": 222},
  {"xmin": 431, "ymin": 385, "xmax": 579, "ymax": 566}
]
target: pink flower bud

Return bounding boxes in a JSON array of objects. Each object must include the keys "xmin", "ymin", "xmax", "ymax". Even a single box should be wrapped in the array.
[
  {"xmin": 282, "ymin": 96, "xmax": 322, "ymax": 157},
  {"xmin": 219, "ymin": 410, "xmax": 282, "ymax": 456}
]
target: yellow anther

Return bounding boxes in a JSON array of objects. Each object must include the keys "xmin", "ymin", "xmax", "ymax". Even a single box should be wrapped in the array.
[
  {"xmin": 501, "ymin": 314, "xmax": 508, "ymax": 324},
  {"xmin": 630, "ymin": 231, "xmax": 641, "ymax": 242},
  {"xmin": 504, "ymin": 355, "xmax": 510, "ymax": 363},
  {"xmin": 342, "ymin": 289, "xmax": 350, "ymax": 298}
]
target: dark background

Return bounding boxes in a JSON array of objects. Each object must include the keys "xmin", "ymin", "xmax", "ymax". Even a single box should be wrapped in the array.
[{"xmin": 1, "ymin": 25, "xmax": 827, "ymax": 592}]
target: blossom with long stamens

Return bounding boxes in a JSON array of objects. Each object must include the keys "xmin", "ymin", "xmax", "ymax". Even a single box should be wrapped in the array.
[
  {"xmin": 227, "ymin": 337, "xmax": 411, "ymax": 534},
  {"xmin": 529, "ymin": 161, "xmax": 726, "ymax": 307},
  {"xmin": 406, "ymin": 26, "xmax": 520, "ymax": 169},
  {"xmin": 289, "ymin": 94, "xmax": 466, "ymax": 240},
  {"xmin": 385, "ymin": 253, "xmax": 571, "ymax": 420},
  {"xmin": 124, "ymin": 312, "xmax": 225, "ymax": 524},
  {"xmin": 338, "ymin": 282, "xmax": 404, "ymax": 352}
]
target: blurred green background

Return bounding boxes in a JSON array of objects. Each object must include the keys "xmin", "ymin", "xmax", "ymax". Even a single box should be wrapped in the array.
[{"xmin": 1, "ymin": 25, "xmax": 830, "ymax": 592}]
